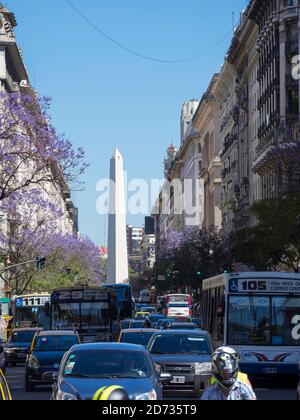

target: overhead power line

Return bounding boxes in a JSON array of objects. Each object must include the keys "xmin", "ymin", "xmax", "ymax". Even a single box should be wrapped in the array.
[{"xmin": 65, "ymin": 0, "xmax": 234, "ymax": 64}]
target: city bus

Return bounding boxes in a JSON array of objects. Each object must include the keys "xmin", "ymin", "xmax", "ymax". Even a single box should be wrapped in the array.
[
  {"xmin": 50, "ymin": 287, "xmax": 119, "ymax": 342},
  {"xmin": 202, "ymin": 272, "xmax": 300, "ymax": 377},
  {"xmin": 102, "ymin": 284, "xmax": 133, "ymax": 319},
  {"xmin": 12, "ymin": 294, "xmax": 50, "ymax": 330},
  {"xmin": 164, "ymin": 294, "xmax": 192, "ymax": 318}
]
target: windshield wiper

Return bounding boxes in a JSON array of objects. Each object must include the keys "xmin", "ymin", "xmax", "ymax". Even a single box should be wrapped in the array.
[{"xmin": 65, "ymin": 373, "xmax": 91, "ymax": 379}]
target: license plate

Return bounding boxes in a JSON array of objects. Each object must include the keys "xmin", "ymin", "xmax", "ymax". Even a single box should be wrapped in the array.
[
  {"xmin": 171, "ymin": 376, "xmax": 186, "ymax": 384},
  {"xmin": 263, "ymin": 368, "xmax": 278, "ymax": 374}
]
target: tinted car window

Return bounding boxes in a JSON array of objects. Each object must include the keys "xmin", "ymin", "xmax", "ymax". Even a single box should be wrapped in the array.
[
  {"xmin": 129, "ymin": 321, "xmax": 146, "ymax": 328},
  {"xmin": 63, "ymin": 350, "xmax": 152, "ymax": 378},
  {"xmin": 10, "ymin": 331, "xmax": 36, "ymax": 343},
  {"xmin": 120, "ymin": 332, "xmax": 155, "ymax": 346},
  {"xmin": 33, "ymin": 335, "xmax": 78, "ymax": 351},
  {"xmin": 149, "ymin": 334, "xmax": 211, "ymax": 355}
]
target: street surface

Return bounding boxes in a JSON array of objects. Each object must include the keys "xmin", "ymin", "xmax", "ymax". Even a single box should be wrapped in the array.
[{"xmin": 6, "ymin": 366, "xmax": 297, "ymax": 401}]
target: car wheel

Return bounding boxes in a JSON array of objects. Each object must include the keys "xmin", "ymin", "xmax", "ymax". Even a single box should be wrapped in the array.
[{"xmin": 25, "ymin": 378, "xmax": 35, "ymax": 392}]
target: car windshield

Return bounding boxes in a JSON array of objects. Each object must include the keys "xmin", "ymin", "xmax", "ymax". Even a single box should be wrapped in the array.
[
  {"xmin": 10, "ymin": 331, "xmax": 36, "ymax": 343},
  {"xmin": 120, "ymin": 332, "xmax": 155, "ymax": 346},
  {"xmin": 149, "ymin": 334, "xmax": 211, "ymax": 355},
  {"xmin": 33, "ymin": 335, "xmax": 78, "ymax": 352},
  {"xmin": 63, "ymin": 350, "xmax": 152, "ymax": 379},
  {"xmin": 129, "ymin": 321, "xmax": 145, "ymax": 328}
]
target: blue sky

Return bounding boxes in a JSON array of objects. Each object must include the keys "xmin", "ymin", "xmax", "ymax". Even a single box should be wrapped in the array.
[{"xmin": 8, "ymin": 0, "xmax": 249, "ymax": 246}]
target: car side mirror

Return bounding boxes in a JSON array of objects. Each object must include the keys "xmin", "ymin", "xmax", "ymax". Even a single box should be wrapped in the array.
[
  {"xmin": 41, "ymin": 372, "xmax": 58, "ymax": 382},
  {"xmin": 159, "ymin": 373, "xmax": 173, "ymax": 383}
]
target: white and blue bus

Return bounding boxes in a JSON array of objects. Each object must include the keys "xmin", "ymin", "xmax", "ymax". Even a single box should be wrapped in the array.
[{"xmin": 202, "ymin": 272, "xmax": 300, "ymax": 377}]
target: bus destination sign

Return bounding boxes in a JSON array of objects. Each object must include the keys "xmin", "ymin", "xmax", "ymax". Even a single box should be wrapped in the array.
[{"xmin": 229, "ymin": 279, "xmax": 300, "ymax": 294}]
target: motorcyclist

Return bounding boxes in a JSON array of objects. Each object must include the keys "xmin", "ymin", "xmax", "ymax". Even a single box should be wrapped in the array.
[
  {"xmin": 210, "ymin": 347, "xmax": 253, "ymax": 390},
  {"xmin": 93, "ymin": 385, "xmax": 130, "ymax": 401},
  {"xmin": 202, "ymin": 347, "xmax": 256, "ymax": 400}
]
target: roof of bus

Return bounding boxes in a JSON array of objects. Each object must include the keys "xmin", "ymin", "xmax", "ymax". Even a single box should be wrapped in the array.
[{"xmin": 202, "ymin": 272, "xmax": 300, "ymax": 291}]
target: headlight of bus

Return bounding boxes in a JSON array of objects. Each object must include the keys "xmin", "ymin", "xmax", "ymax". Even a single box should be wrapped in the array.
[
  {"xmin": 195, "ymin": 362, "xmax": 212, "ymax": 375},
  {"xmin": 135, "ymin": 390, "xmax": 157, "ymax": 400}
]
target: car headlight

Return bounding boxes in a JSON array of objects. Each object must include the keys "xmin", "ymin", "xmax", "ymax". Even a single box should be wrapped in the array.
[
  {"xmin": 154, "ymin": 363, "xmax": 161, "ymax": 374},
  {"xmin": 135, "ymin": 390, "xmax": 157, "ymax": 401},
  {"xmin": 56, "ymin": 390, "xmax": 77, "ymax": 401},
  {"xmin": 27, "ymin": 356, "xmax": 40, "ymax": 369},
  {"xmin": 195, "ymin": 362, "xmax": 212, "ymax": 375}
]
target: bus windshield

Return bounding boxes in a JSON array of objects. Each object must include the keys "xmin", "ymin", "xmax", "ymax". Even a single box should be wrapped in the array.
[
  {"xmin": 15, "ymin": 306, "xmax": 50, "ymax": 329},
  {"xmin": 228, "ymin": 295, "xmax": 300, "ymax": 346}
]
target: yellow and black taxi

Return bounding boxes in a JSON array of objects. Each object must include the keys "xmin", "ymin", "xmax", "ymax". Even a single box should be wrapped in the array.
[
  {"xmin": 0, "ymin": 369, "xmax": 12, "ymax": 400},
  {"xmin": 25, "ymin": 330, "xmax": 80, "ymax": 392}
]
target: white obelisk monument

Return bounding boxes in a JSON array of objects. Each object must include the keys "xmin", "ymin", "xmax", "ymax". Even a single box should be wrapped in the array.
[{"xmin": 107, "ymin": 149, "xmax": 129, "ymax": 284}]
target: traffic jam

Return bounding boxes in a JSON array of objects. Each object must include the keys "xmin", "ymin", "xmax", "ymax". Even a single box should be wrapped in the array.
[{"xmin": 0, "ymin": 272, "xmax": 300, "ymax": 401}]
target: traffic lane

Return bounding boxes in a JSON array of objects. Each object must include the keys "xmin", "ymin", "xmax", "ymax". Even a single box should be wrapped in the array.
[
  {"xmin": 253, "ymin": 377, "xmax": 298, "ymax": 400},
  {"xmin": 5, "ymin": 367, "xmax": 298, "ymax": 400},
  {"xmin": 6, "ymin": 366, "xmax": 52, "ymax": 400},
  {"xmin": 255, "ymin": 388, "xmax": 296, "ymax": 400}
]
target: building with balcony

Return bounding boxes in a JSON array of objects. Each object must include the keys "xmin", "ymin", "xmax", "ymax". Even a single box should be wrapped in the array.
[
  {"xmin": 0, "ymin": 5, "xmax": 78, "ymax": 240},
  {"xmin": 249, "ymin": 0, "xmax": 300, "ymax": 197}
]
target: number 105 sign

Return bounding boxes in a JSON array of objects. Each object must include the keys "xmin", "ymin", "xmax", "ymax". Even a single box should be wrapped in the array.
[{"xmin": 229, "ymin": 279, "xmax": 300, "ymax": 293}]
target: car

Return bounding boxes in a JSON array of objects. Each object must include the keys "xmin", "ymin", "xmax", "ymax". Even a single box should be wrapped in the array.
[
  {"xmin": 118, "ymin": 329, "xmax": 157, "ymax": 348},
  {"xmin": 159, "ymin": 319, "xmax": 175, "ymax": 329},
  {"xmin": 25, "ymin": 330, "xmax": 81, "ymax": 392},
  {"xmin": 148, "ymin": 330, "xmax": 214, "ymax": 398},
  {"xmin": 120, "ymin": 319, "xmax": 134, "ymax": 330},
  {"xmin": 166, "ymin": 323, "xmax": 199, "ymax": 331},
  {"xmin": 134, "ymin": 312, "xmax": 151, "ymax": 320},
  {"xmin": 0, "ymin": 338, "xmax": 6, "ymax": 375},
  {"xmin": 149, "ymin": 314, "xmax": 165, "ymax": 327},
  {"xmin": 0, "ymin": 369, "xmax": 11, "ymax": 400},
  {"xmin": 4, "ymin": 328, "xmax": 42, "ymax": 367},
  {"xmin": 51, "ymin": 343, "xmax": 172, "ymax": 400},
  {"xmin": 140, "ymin": 307, "xmax": 156, "ymax": 314},
  {"xmin": 128, "ymin": 320, "xmax": 147, "ymax": 329}
]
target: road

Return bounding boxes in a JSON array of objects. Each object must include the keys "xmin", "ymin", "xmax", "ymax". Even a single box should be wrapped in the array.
[
  {"xmin": 5, "ymin": 367, "xmax": 297, "ymax": 401},
  {"xmin": 6, "ymin": 366, "xmax": 52, "ymax": 401}
]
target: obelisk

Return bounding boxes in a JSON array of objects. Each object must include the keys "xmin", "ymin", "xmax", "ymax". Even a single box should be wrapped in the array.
[{"xmin": 107, "ymin": 149, "xmax": 129, "ymax": 284}]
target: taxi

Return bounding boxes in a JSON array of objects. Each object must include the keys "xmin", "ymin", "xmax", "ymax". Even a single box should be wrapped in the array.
[
  {"xmin": 0, "ymin": 369, "xmax": 12, "ymax": 400},
  {"xmin": 134, "ymin": 312, "xmax": 151, "ymax": 320}
]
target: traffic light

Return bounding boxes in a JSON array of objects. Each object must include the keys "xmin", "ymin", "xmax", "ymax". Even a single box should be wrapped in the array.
[
  {"xmin": 36, "ymin": 256, "xmax": 46, "ymax": 270},
  {"xmin": 196, "ymin": 271, "xmax": 203, "ymax": 277}
]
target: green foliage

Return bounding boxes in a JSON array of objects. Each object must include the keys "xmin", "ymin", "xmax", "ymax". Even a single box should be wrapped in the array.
[{"xmin": 234, "ymin": 194, "xmax": 300, "ymax": 272}]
